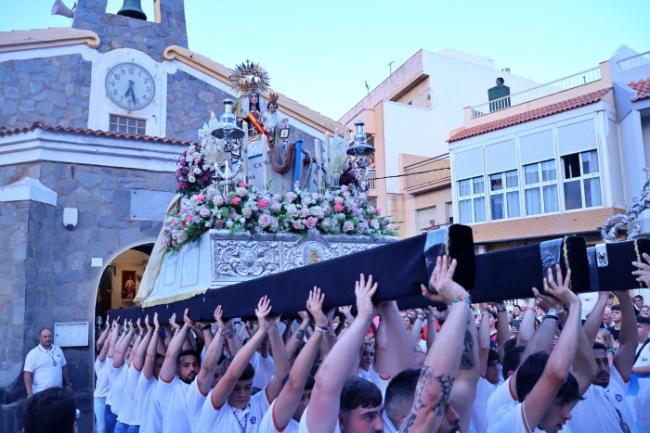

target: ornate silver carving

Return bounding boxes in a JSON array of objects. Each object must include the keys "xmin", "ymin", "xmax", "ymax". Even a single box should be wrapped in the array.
[
  {"xmin": 209, "ymin": 229, "xmax": 394, "ymax": 282},
  {"xmin": 601, "ymin": 177, "xmax": 650, "ymax": 242}
]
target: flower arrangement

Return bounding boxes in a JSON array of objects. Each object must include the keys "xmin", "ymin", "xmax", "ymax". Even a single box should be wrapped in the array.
[
  {"xmin": 162, "ymin": 183, "xmax": 394, "ymax": 250},
  {"xmin": 175, "ymin": 143, "xmax": 215, "ymax": 194}
]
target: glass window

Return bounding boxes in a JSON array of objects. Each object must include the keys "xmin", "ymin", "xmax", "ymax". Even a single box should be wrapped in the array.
[
  {"xmin": 491, "ymin": 194, "xmax": 504, "ymax": 220},
  {"xmin": 543, "ymin": 185, "xmax": 559, "ymax": 212},
  {"xmin": 474, "ymin": 197, "xmax": 486, "ymax": 222},
  {"xmin": 525, "ymin": 188, "xmax": 542, "ymax": 215},
  {"xmin": 564, "ymin": 181, "xmax": 582, "ymax": 210},
  {"xmin": 584, "ymin": 178, "xmax": 602, "ymax": 207},
  {"xmin": 541, "ymin": 160, "xmax": 557, "ymax": 181},
  {"xmin": 473, "ymin": 177, "xmax": 485, "ymax": 194},
  {"xmin": 507, "ymin": 191, "xmax": 520, "ymax": 217},
  {"xmin": 505, "ymin": 170, "xmax": 518, "ymax": 188},
  {"xmin": 459, "ymin": 200, "xmax": 472, "ymax": 224},
  {"xmin": 109, "ymin": 114, "xmax": 146, "ymax": 135},
  {"xmin": 458, "ymin": 179, "xmax": 471, "ymax": 197},
  {"xmin": 490, "ymin": 173, "xmax": 503, "ymax": 191},
  {"xmin": 581, "ymin": 150, "xmax": 599, "ymax": 174},
  {"xmin": 524, "ymin": 164, "xmax": 539, "ymax": 185}
]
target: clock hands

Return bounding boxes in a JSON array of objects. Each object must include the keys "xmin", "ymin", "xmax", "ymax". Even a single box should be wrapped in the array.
[{"xmin": 124, "ymin": 80, "xmax": 136, "ymax": 106}]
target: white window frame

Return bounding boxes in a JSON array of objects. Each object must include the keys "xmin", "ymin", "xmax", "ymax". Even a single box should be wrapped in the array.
[
  {"xmin": 109, "ymin": 114, "xmax": 147, "ymax": 135},
  {"xmin": 458, "ymin": 175, "xmax": 486, "ymax": 224},
  {"xmin": 561, "ymin": 150, "xmax": 602, "ymax": 210},
  {"xmin": 523, "ymin": 159, "xmax": 560, "ymax": 216},
  {"xmin": 488, "ymin": 169, "xmax": 520, "ymax": 221}
]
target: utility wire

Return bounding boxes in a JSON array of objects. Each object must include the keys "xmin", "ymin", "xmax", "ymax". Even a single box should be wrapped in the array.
[{"xmin": 370, "ymin": 167, "xmax": 450, "ymax": 181}]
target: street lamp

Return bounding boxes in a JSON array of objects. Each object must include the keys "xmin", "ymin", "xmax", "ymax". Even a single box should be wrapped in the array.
[
  {"xmin": 346, "ymin": 121, "xmax": 375, "ymax": 191},
  {"xmin": 211, "ymin": 99, "xmax": 245, "ymax": 192}
]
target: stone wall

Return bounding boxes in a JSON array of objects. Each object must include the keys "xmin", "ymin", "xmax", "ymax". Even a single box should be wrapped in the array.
[
  {"xmin": 165, "ymin": 70, "xmax": 230, "ymax": 142},
  {"xmin": 0, "ymin": 161, "xmax": 176, "ymax": 397},
  {"xmin": 0, "ymin": 55, "xmax": 91, "ymax": 129},
  {"xmin": 0, "ymin": 202, "xmax": 30, "ymax": 384},
  {"xmin": 72, "ymin": 0, "xmax": 188, "ymax": 62}
]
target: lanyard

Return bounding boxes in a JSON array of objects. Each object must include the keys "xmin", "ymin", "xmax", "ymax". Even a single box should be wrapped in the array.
[{"xmin": 232, "ymin": 405, "xmax": 250, "ymax": 433}]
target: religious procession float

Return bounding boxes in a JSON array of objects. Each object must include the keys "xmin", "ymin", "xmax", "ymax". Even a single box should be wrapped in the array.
[{"xmin": 117, "ymin": 62, "xmax": 650, "ymax": 322}]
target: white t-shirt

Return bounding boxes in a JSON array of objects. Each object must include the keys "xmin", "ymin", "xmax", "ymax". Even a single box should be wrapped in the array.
[
  {"xmin": 139, "ymin": 380, "xmax": 162, "ymax": 433},
  {"xmin": 487, "ymin": 402, "xmax": 572, "ymax": 433},
  {"xmin": 471, "ymin": 378, "xmax": 499, "ymax": 433},
  {"xmin": 131, "ymin": 372, "xmax": 156, "ymax": 427},
  {"xmin": 159, "ymin": 377, "xmax": 205, "ymax": 433},
  {"xmin": 258, "ymin": 399, "xmax": 299, "ymax": 433},
  {"xmin": 358, "ymin": 367, "xmax": 390, "ymax": 397},
  {"xmin": 108, "ymin": 364, "xmax": 128, "ymax": 415},
  {"xmin": 197, "ymin": 386, "xmax": 271, "ymax": 433},
  {"xmin": 485, "ymin": 376, "xmax": 516, "ymax": 430},
  {"xmin": 297, "ymin": 406, "xmax": 341, "ymax": 433},
  {"xmin": 382, "ymin": 411, "xmax": 398, "ymax": 433},
  {"xmin": 636, "ymin": 378, "xmax": 650, "ymax": 433},
  {"xmin": 94, "ymin": 358, "xmax": 111, "ymax": 398},
  {"xmin": 23, "ymin": 344, "xmax": 66, "ymax": 394},
  {"xmin": 634, "ymin": 340, "xmax": 650, "ymax": 369},
  {"xmin": 117, "ymin": 366, "xmax": 141, "ymax": 425},
  {"xmin": 568, "ymin": 365, "xmax": 635, "ymax": 433},
  {"xmin": 252, "ymin": 352, "xmax": 276, "ymax": 391}
]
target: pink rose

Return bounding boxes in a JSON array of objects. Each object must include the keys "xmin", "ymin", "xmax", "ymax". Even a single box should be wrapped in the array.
[
  {"xmin": 306, "ymin": 217, "xmax": 317, "ymax": 229},
  {"xmin": 213, "ymin": 195, "xmax": 224, "ymax": 206},
  {"xmin": 258, "ymin": 214, "xmax": 271, "ymax": 228},
  {"xmin": 185, "ymin": 215, "xmax": 193, "ymax": 224},
  {"xmin": 334, "ymin": 203, "xmax": 345, "ymax": 212},
  {"xmin": 375, "ymin": 208, "xmax": 381, "ymax": 216},
  {"xmin": 257, "ymin": 199, "xmax": 269, "ymax": 210},
  {"xmin": 195, "ymin": 194, "xmax": 206, "ymax": 202},
  {"xmin": 231, "ymin": 197, "xmax": 241, "ymax": 205}
]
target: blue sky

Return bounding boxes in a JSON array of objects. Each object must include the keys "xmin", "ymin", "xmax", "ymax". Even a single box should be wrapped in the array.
[{"xmin": 1, "ymin": 0, "xmax": 649, "ymax": 120}]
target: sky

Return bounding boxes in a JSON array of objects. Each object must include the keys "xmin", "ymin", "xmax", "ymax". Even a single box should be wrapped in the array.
[{"xmin": 1, "ymin": 0, "xmax": 649, "ymax": 120}]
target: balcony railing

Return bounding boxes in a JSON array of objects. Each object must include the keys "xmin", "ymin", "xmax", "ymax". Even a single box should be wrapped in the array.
[
  {"xmin": 403, "ymin": 155, "xmax": 451, "ymax": 192},
  {"xmin": 470, "ymin": 66, "xmax": 602, "ymax": 118},
  {"xmin": 618, "ymin": 51, "xmax": 650, "ymax": 71}
]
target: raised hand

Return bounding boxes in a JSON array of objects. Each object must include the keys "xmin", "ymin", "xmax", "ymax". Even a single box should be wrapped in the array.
[
  {"xmin": 136, "ymin": 318, "xmax": 143, "ymax": 333},
  {"xmin": 255, "ymin": 295, "xmax": 273, "ymax": 330},
  {"xmin": 105, "ymin": 314, "xmax": 111, "ymax": 329},
  {"xmin": 421, "ymin": 255, "xmax": 467, "ymax": 304},
  {"xmin": 339, "ymin": 305, "xmax": 354, "ymax": 322},
  {"xmin": 355, "ymin": 273, "xmax": 378, "ymax": 321},
  {"xmin": 531, "ymin": 286, "xmax": 563, "ymax": 313},
  {"xmin": 542, "ymin": 265, "xmax": 577, "ymax": 309},
  {"xmin": 153, "ymin": 312, "xmax": 160, "ymax": 330},
  {"xmin": 183, "ymin": 308, "xmax": 192, "ymax": 326},
  {"xmin": 632, "ymin": 252, "xmax": 650, "ymax": 286},
  {"xmin": 307, "ymin": 286, "xmax": 328, "ymax": 328},
  {"xmin": 144, "ymin": 314, "xmax": 151, "ymax": 331},
  {"xmin": 169, "ymin": 312, "xmax": 180, "ymax": 330}
]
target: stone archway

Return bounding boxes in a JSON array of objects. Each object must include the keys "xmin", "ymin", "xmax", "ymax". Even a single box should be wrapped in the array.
[{"xmin": 94, "ymin": 243, "xmax": 154, "ymax": 326}]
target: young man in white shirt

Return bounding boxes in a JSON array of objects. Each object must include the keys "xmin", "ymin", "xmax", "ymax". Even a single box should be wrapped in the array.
[
  {"xmin": 382, "ymin": 369, "xmax": 420, "ymax": 433},
  {"xmin": 23, "ymin": 328, "xmax": 71, "ymax": 396},
  {"xmin": 301, "ymin": 274, "xmax": 384, "ymax": 433},
  {"xmin": 259, "ymin": 287, "xmax": 329, "ymax": 433},
  {"xmin": 633, "ymin": 315, "xmax": 650, "ymax": 374},
  {"xmin": 197, "ymin": 295, "xmax": 289, "ymax": 433},
  {"xmin": 488, "ymin": 265, "xmax": 583, "ymax": 433},
  {"xmin": 138, "ymin": 313, "xmax": 166, "ymax": 433}
]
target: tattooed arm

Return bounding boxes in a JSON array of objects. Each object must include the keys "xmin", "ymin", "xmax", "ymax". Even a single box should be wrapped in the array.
[
  {"xmin": 450, "ymin": 313, "xmax": 480, "ymax": 433},
  {"xmin": 401, "ymin": 256, "xmax": 470, "ymax": 433}
]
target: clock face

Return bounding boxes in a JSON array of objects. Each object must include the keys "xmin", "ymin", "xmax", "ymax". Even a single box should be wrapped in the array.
[{"xmin": 105, "ymin": 63, "xmax": 155, "ymax": 110}]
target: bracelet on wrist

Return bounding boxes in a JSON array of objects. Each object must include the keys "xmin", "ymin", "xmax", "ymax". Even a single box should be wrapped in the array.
[
  {"xmin": 452, "ymin": 294, "xmax": 472, "ymax": 305},
  {"xmin": 544, "ymin": 313, "xmax": 560, "ymax": 321}
]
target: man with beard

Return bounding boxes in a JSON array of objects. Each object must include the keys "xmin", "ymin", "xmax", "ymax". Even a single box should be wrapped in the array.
[
  {"xmin": 157, "ymin": 308, "xmax": 201, "ymax": 433},
  {"xmin": 570, "ymin": 271, "xmax": 640, "ymax": 433},
  {"xmin": 198, "ymin": 295, "xmax": 290, "ymax": 433}
]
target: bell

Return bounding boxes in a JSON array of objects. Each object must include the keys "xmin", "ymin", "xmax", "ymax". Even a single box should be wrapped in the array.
[
  {"xmin": 117, "ymin": 0, "xmax": 147, "ymax": 20},
  {"xmin": 346, "ymin": 121, "xmax": 374, "ymax": 158}
]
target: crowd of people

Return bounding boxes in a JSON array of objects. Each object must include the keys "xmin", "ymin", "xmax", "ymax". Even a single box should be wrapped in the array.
[{"xmin": 23, "ymin": 254, "xmax": 650, "ymax": 433}]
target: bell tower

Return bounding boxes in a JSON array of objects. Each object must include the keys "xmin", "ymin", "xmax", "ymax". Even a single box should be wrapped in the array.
[{"xmin": 71, "ymin": 0, "xmax": 188, "ymax": 61}]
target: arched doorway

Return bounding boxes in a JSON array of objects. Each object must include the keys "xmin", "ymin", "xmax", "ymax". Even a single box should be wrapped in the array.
[{"xmin": 94, "ymin": 243, "xmax": 154, "ymax": 327}]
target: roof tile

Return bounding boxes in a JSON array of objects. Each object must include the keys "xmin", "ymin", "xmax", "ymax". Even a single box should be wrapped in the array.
[
  {"xmin": 629, "ymin": 77, "xmax": 650, "ymax": 102},
  {"xmin": 448, "ymin": 88, "xmax": 611, "ymax": 143},
  {"xmin": 0, "ymin": 121, "xmax": 197, "ymax": 146}
]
